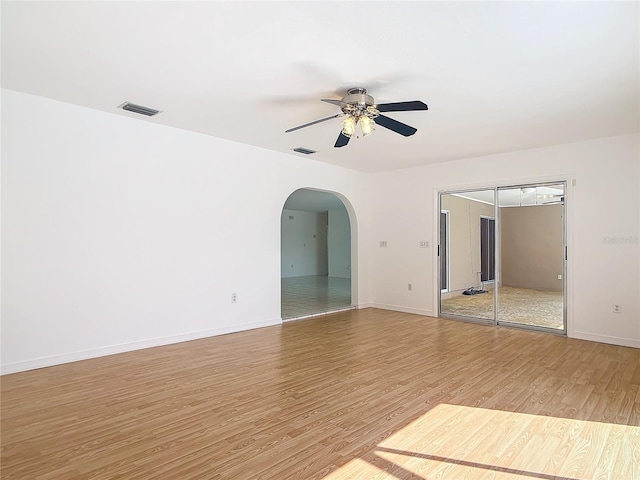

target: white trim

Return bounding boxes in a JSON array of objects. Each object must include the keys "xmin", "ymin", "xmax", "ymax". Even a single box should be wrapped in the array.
[
  {"xmin": 282, "ymin": 306, "xmax": 356, "ymax": 322},
  {"xmin": 0, "ymin": 318, "xmax": 282, "ymax": 375},
  {"xmin": 571, "ymin": 331, "xmax": 640, "ymax": 349},
  {"xmin": 367, "ymin": 303, "xmax": 434, "ymax": 317},
  {"xmin": 357, "ymin": 303, "xmax": 375, "ymax": 310}
]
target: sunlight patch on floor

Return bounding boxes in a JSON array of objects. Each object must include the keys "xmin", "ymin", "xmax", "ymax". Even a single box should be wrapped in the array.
[
  {"xmin": 321, "ymin": 458, "xmax": 392, "ymax": 480},
  {"xmin": 323, "ymin": 404, "xmax": 639, "ymax": 479}
]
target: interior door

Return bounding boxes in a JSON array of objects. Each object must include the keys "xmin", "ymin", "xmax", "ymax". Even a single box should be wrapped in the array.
[{"xmin": 480, "ymin": 216, "xmax": 495, "ymax": 284}]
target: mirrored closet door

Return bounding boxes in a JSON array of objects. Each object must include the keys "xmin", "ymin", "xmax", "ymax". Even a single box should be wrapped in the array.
[
  {"xmin": 440, "ymin": 189, "xmax": 496, "ymax": 321},
  {"xmin": 439, "ymin": 182, "xmax": 566, "ymax": 333},
  {"xmin": 496, "ymin": 184, "xmax": 565, "ymax": 331}
]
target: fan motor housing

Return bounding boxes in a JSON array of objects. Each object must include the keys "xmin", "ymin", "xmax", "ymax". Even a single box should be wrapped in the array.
[
  {"xmin": 343, "ymin": 88, "xmax": 374, "ymax": 106},
  {"xmin": 342, "ymin": 88, "xmax": 376, "ymax": 116}
]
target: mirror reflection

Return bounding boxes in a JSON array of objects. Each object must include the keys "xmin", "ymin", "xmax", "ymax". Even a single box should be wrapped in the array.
[
  {"xmin": 440, "ymin": 184, "xmax": 565, "ymax": 331},
  {"xmin": 440, "ymin": 190, "xmax": 495, "ymax": 320},
  {"xmin": 497, "ymin": 185, "xmax": 564, "ymax": 329}
]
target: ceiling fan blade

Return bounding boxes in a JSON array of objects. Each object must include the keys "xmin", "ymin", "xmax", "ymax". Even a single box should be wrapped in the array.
[
  {"xmin": 334, "ymin": 132, "xmax": 350, "ymax": 148},
  {"xmin": 285, "ymin": 113, "xmax": 343, "ymax": 133},
  {"xmin": 321, "ymin": 98, "xmax": 345, "ymax": 107},
  {"xmin": 375, "ymin": 114, "xmax": 417, "ymax": 137},
  {"xmin": 376, "ymin": 101, "xmax": 428, "ymax": 112}
]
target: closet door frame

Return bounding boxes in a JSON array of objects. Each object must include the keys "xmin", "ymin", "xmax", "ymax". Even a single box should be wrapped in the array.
[{"xmin": 437, "ymin": 181, "xmax": 567, "ymax": 335}]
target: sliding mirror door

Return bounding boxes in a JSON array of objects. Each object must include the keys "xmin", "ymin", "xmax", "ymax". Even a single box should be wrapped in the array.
[
  {"xmin": 497, "ymin": 184, "xmax": 566, "ymax": 331},
  {"xmin": 439, "ymin": 182, "xmax": 566, "ymax": 334},
  {"xmin": 440, "ymin": 190, "xmax": 496, "ymax": 321}
]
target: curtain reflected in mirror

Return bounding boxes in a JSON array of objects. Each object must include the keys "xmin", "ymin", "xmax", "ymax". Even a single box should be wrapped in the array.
[{"xmin": 440, "ymin": 190, "xmax": 495, "ymax": 321}]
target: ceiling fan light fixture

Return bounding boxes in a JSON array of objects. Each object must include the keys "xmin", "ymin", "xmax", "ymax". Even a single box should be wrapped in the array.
[
  {"xmin": 285, "ymin": 86, "xmax": 427, "ymax": 148},
  {"xmin": 360, "ymin": 115, "xmax": 375, "ymax": 136},
  {"xmin": 342, "ymin": 115, "xmax": 357, "ymax": 137}
]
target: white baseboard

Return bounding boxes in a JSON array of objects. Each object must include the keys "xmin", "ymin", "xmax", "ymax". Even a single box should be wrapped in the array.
[
  {"xmin": 1, "ymin": 318, "xmax": 282, "ymax": 375},
  {"xmin": 282, "ymin": 306, "xmax": 355, "ymax": 322},
  {"xmin": 571, "ymin": 331, "xmax": 640, "ymax": 349},
  {"xmin": 357, "ymin": 303, "xmax": 375, "ymax": 310},
  {"xmin": 367, "ymin": 303, "xmax": 434, "ymax": 317}
]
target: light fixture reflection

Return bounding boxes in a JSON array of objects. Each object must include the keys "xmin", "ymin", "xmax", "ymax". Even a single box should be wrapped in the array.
[
  {"xmin": 360, "ymin": 116, "xmax": 375, "ymax": 136},
  {"xmin": 342, "ymin": 115, "xmax": 357, "ymax": 137}
]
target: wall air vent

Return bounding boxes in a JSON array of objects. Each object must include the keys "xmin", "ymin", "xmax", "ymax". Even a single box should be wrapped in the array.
[
  {"xmin": 118, "ymin": 102, "xmax": 161, "ymax": 117},
  {"xmin": 292, "ymin": 147, "xmax": 316, "ymax": 155}
]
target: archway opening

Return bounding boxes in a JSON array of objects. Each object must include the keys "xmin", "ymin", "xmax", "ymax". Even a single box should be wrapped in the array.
[{"xmin": 281, "ymin": 188, "xmax": 355, "ymax": 320}]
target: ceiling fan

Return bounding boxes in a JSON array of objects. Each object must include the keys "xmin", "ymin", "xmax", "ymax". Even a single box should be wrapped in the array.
[{"xmin": 285, "ymin": 87, "xmax": 428, "ymax": 148}]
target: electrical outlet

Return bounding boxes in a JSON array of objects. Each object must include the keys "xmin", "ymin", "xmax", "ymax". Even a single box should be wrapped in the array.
[
  {"xmin": 420, "ymin": 241, "xmax": 429, "ymax": 248},
  {"xmin": 557, "ymin": 274, "xmax": 562, "ymax": 280},
  {"xmin": 232, "ymin": 293, "xmax": 237, "ymax": 303},
  {"xmin": 408, "ymin": 284, "xmax": 412, "ymax": 291},
  {"xmin": 613, "ymin": 304, "xmax": 621, "ymax": 313},
  {"xmin": 380, "ymin": 241, "xmax": 388, "ymax": 248}
]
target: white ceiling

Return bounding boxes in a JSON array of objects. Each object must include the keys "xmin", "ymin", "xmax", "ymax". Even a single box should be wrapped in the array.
[{"xmin": 2, "ymin": 2, "xmax": 638, "ymax": 173}]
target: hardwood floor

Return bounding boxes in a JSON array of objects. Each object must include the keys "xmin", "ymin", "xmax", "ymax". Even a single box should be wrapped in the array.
[{"xmin": 2, "ymin": 309, "xmax": 639, "ymax": 479}]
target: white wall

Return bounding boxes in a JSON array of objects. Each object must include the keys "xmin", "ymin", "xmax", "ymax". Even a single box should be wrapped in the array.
[
  {"xmin": 1, "ymin": 89, "xmax": 372, "ymax": 373},
  {"xmin": 369, "ymin": 133, "xmax": 640, "ymax": 348},
  {"xmin": 328, "ymin": 206, "xmax": 351, "ymax": 279},
  {"xmin": 281, "ymin": 209, "xmax": 328, "ymax": 278},
  {"xmin": 2, "ymin": 89, "xmax": 637, "ymax": 375}
]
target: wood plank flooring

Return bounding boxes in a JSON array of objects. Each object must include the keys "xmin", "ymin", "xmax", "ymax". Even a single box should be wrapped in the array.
[{"xmin": 2, "ymin": 308, "xmax": 639, "ymax": 479}]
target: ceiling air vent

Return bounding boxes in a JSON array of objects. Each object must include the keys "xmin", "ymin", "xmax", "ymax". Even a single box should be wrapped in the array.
[
  {"xmin": 118, "ymin": 102, "xmax": 161, "ymax": 117},
  {"xmin": 292, "ymin": 147, "xmax": 316, "ymax": 155}
]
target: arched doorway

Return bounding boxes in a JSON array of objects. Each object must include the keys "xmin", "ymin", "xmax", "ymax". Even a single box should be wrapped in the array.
[{"xmin": 281, "ymin": 188, "xmax": 355, "ymax": 320}]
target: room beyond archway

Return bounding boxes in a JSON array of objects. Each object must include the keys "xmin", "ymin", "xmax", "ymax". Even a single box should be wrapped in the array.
[{"xmin": 281, "ymin": 189, "xmax": 354, "ymax": 320}]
